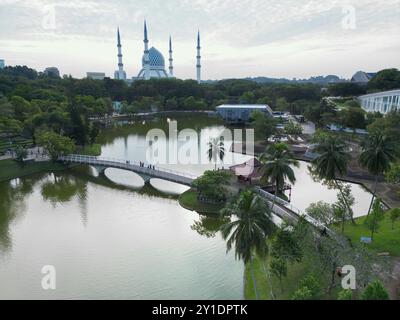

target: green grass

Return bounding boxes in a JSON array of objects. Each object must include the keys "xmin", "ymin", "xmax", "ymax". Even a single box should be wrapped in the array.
[
  {"xmin": 340, "ymin": 215, "xmax": 400, "ymax": 256},
  {"xmin": 244, "ymin": 254, "xmax": 341, "ymax": 300},
  {"xmin": 0, "ymin": 159, "xmax": 72, "ymax": 182},
  {"xmin": 179, "ymin": 189, "xmax": 225, "ymax": 214},
  {"xmin": 76, "ymin": 144, "xmax": 102, "ymax": 156}
]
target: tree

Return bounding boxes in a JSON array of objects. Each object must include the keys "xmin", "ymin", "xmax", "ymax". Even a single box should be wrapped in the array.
[
  {"xmin": 368, "ymin": 68, "xmax": 400, "ymax": 92},
  {"xmin": 259, "ymin": 142, "xmax": 299, "ymax": 199},
  {"xmin": 299, "ymin": 274, "xmax": 321, "ymax": 299},
  {"xmin": 271, "ymin": 224, "xmax": 303, "ymax": 263},
  {"xmin": 192, "ymin": 170, "xmax": 232, "ymax": 203},
  {"xmin": 389, "ymin": 208, "xmax": 400, "ymax": 229},
  {"xmin": 386, "ymin": 162, "xmax": 400, "ymax": 184},
  {"xmin": 276, "ymin": 97, "xmax": 289, "ymax": 111},
  {"xmin": 364, "ymin": 199, "xmax": 385, "ymax": 240},
  {"xmin": 250, "ymin": 111, "xmax": 277, "ymax": 141},
  {"xmin": 341, "ymin": 107, "xmax": 366, "ymax": 130},
  {"xmin": 337, "ymin": 289, "xmax": 353, "ymax": 300},
  {"xmin": 291, "ymin": 287, "xmax": 312, "ymax": 300},
  {"xmin": 270, "ymin": 258, "xmax": 287, "ymax": 292},
  {"xmin": 367, "ymin": 110, "xmax": 400, "ymax": 140},
  {"xmin": 207, "ymin": 137, "xmax": 225, "ymax": 170},
  {"xmin": 0, "ymin": 118, "xmax": 23, "ymax": 151},
  {"xmin": 334, "ymin": 184, "xmax": 355, "ymax": 233},
  {"xmin": 361, "ymin": 280, "xmax": 389, "ymax": 300},
  {"xmin": 89, "ymin": 122, "xmax": 100, "ymax": 145},
  {"xmin": 360, "ymin": 133, "xmax": 397, "ymax": 215},
  {"xmin": 36, "ymin": 131, "xmax": 76, "ymax": 161},
  {"xmin": 311, "ymin": 134, "xmax": 355, "ymax": 224},
  {"xmin": 306, "ymin": 201, "xmax": 336, "ymax": 227},
  {"xmin": 284, "ymin": 121, "xmax": 303, "ymax": 141},
  {"xmin": 15, "ymin": 146, "xmax": 28, "ymax": 165},
  {"xmin": 10, "ymin": 96, "xmax": 33, "ymax": 122},
  {"xmin": 220, "ymin": 190, "xmax": 275, "ymax": 300},
  {"xmin": 328, "ymin": 82, "xmax": 366, "ymax": 97}
]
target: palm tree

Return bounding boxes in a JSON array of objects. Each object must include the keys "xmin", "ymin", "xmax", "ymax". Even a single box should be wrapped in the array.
[
  {"xmin": 259, "ymin": 143, "xmax": 299, "ymax": 202},
  {"xmin": 311, "ymin": 135, "xmax": 355, "ymax": 224},
  {"xmin": 359, "ymin": 133, "xmax": 397, "ymax": 215},
  {"xmin": 220, "ymin": 190, "xmax": 275, "ymax": 300},
  {"xmin": 208, "ymin": 137, "xmax": 225, "ymax": 170}
]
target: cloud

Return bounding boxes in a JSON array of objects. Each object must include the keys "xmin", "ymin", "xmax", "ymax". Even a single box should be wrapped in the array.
[{"xmin": 0, "ymin": 0, "xmax": 399, "ymax": 79}]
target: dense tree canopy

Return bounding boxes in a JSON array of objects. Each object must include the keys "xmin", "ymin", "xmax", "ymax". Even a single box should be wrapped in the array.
[{"xmin": 368, "ymin": 69, "xmax": 400, "ymax": 92}]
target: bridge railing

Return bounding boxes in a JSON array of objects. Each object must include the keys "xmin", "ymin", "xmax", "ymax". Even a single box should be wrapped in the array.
[
  {"xmin": 59, "ymin": 154, "xmax": 197, "ymax": 180},
  {"xmin": 254, "ymin": 186, "xmax": 328, "ymax": 231}
]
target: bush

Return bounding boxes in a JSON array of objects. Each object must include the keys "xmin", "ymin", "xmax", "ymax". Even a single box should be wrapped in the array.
[
  {"xmin": 291, "ymin": 287, "xmax": 312, "ymax": 300},
  {"xmin": 337, "ymin": 289, "xmax": 353, "ymax": 300},
  {"xmin": 361, "ymin": 280, "xmax": 389, "ymax": 300},
  {"xmin": 299, "ymin": 274, "xmax": 321, "ymax": 299}
]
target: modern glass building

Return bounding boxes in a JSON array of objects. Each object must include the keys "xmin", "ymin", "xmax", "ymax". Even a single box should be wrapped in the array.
[
  {"xmin": 0, "ymin": 59, "xmax": 4, "ymax": 69},
  {"xmin": 216, "ymin": 104, "xmax": 273, "ymax": 124},
  {"xmin": 359, "ymin": 89, "xmax": 400, "ymax": 114}
]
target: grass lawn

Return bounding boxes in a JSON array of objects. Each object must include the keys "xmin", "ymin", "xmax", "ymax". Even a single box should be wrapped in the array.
[
  {"xmin": 340, "ymin": 215, "xmax": 400, "ymax": 256},
  {"xmin": 76, "ymin": 144, "xmax": 102, "ymax": 156},
  {"xmin": 244, "ymin": 254, "xmax": 341, "ymax": 300},
  {"xmin": 0, "ymin": 159, "xmax": 71, "ymax": 182},
  {"xmin": 179, "ymin": 189, "xmax": 225, "ymax": 215}
]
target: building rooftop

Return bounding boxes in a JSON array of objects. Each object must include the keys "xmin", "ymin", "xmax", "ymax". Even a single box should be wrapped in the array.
[{"xmin": 359, "ymin": 89, "xmax": 400, "ymax": 98}]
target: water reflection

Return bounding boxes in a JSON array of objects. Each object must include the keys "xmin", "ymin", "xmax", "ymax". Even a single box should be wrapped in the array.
[
  {"xmin": 41, "ymin": 173, "xmax": 88, "ymax": 207},
  {"xmin": 0, "ymin": 177, "xmax": 36, "ymax": 252},
  {"xmin": 191, "ymin": 215, "xmax": 231, "ymax": 239}
]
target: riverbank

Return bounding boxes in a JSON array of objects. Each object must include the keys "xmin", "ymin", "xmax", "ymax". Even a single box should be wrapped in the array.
[
  {"xmin": 231, "ymin": 140, "xmax": 400, "ymax": 209},
  {"xmin": 0, "ymin": 160, "xmax": 73, "ymax": 182},
  {"xmin": 294, "ymin": 154, "xmax": 399, "ymax": 210},
  {"xmin": 179, "ymin": 189, "xmax": 225, "ymax": 215},
  {"xmin": 0, "ymin": 144, "xmax": 102, "ymax": 183}
]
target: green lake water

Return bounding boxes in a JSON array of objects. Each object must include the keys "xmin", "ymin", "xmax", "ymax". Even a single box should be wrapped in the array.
[{"xmin": 0, "ymin": 114, "xmax": 372, "ymax": 299}]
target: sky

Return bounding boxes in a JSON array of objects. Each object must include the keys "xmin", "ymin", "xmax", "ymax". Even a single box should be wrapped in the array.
[{"xmin": 0, "ymin": 0, "xmax": 399, "ymax": 80}]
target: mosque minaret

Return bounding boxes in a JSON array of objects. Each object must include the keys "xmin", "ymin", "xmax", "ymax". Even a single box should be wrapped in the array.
[
  {"xmin": 169, "ymin": 36, "xmax": 174, "ymax": 77},
  {"xmin": 114, "ymin": 21, "xmax": 201, "ymax": 82},
  {"xmin": 196, "ymin": 30, "xmax": 201, "ymax": 84},
  {"xmin": 114, "ymin": 27, "xmax": 127, "ymax": 80}
]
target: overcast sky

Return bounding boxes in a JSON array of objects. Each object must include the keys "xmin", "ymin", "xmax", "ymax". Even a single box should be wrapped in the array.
[{"xmin": 0, "ymin": 0, "xmax": 399, "ymax": 80}]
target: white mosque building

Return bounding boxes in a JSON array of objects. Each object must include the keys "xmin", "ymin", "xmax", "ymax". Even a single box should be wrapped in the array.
[{"xmin": 114, "ymin": 21, "xmax": 202, "ymax": 84}]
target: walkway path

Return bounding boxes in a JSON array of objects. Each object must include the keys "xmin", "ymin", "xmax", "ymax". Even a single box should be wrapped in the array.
[{"xmin": 59, "ymin": 154, "xmax": 196, "ymax": 187}]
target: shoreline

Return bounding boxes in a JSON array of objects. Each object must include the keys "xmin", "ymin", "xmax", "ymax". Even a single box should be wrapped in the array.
[{"xmin": 231, "ymin": 141, "xmax": 399, "ymax": 210}]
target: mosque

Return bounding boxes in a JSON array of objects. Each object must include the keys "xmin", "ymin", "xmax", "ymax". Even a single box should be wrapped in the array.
[{"xmin": 114, "ymin": 21, "xmax": 201, "ymax": 84}]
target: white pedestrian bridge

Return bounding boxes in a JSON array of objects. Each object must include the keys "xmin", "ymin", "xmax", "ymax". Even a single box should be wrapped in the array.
[
  {"xmin": 59, "ymin": 154, "xmax": 335, "ymax": 237},
  {"xmin": 58, "ymin": 154, "xmax": 196, "ymax": 187}
]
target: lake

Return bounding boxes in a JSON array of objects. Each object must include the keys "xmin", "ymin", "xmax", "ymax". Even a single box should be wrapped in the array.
[{"xmin": 0, "ymin": 114, "xmax": 372, "ymax": 299}]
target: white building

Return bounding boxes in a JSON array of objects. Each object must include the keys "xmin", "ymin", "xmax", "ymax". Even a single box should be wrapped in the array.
[
  {"xmin": 359, "ymin": 89, "xmax": 400, "ymax": 114},
  {"xmin": 116, "ymin": 21, "xmax": 201, "ymax": 82},
  {"xmin": 0, "ymin": 59, "xmax": 5, "ymax": 69},
  {"xmin": 216, "ymin": 104, "xmax": 273, "ymax": 124},
  {"xmin": 87, "ymin": 72, "xmax": 106, "ymax": 80}
]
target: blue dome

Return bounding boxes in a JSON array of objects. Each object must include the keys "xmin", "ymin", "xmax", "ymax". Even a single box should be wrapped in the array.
[{"xmin": 143, "ymin": 47, "xmax": 165, "ymax": 68}]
